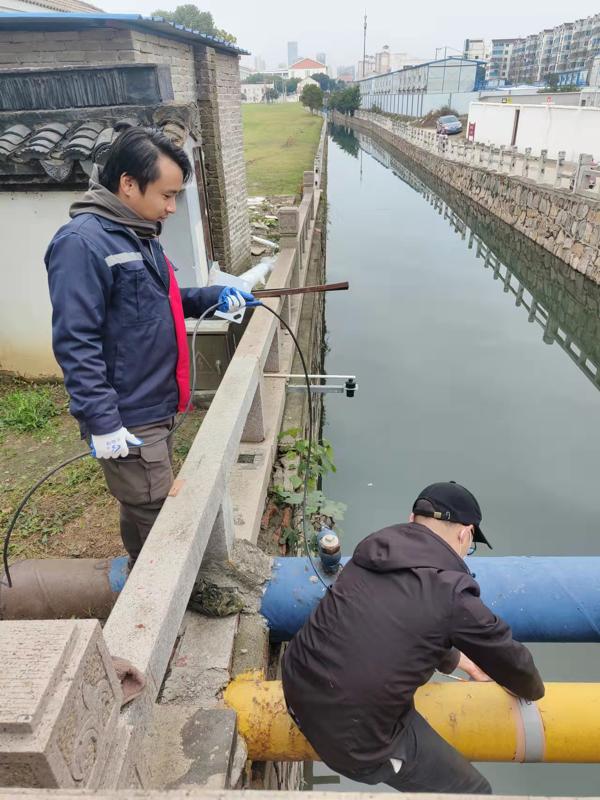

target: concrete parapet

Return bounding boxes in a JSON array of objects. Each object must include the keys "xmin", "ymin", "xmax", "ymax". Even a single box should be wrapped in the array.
[{"xmin": 0, "ymin": 620, "xmax": 121, "ymax": 789}]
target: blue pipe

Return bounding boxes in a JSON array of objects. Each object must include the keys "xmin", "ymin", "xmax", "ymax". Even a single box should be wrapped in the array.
[
  {"xmin": 261, "ymin": 556, "xmax": 600, "ymax": 643},
  {"xmin": 108, "ymin": 556, "xmax": 130, "ymax": 592}
]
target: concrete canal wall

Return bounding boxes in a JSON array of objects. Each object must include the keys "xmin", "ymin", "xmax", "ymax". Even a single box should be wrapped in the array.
[{"xmin": 333, "ymin": 110, "xmax": 600, "ymax": 285}]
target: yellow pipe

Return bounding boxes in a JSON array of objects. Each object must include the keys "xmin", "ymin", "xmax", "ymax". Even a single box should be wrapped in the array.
[{"xmin": 223, "ymin": 676, "xmax": 600, "ymax": 763}]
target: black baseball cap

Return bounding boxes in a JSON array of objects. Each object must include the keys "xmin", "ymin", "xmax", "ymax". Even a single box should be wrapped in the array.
[{"xmin": 412, "ymin": 481, "xmax": 492, "ymax": 548}]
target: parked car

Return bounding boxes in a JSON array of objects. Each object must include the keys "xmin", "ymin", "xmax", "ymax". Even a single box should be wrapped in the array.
[{"xmin": 436, "ymin": 114, "xmax": 462, "ymax": 135}]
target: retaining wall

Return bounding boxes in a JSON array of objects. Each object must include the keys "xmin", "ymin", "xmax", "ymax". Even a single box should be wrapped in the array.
[{"xmin": 333, "ymin": 110, "xmax": 600, "ymax": 284}]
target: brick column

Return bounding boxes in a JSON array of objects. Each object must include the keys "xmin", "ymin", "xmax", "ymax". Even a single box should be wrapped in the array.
[{"xmin": 194, "ymin": 45, "xmax": 251, "ymax": 274}]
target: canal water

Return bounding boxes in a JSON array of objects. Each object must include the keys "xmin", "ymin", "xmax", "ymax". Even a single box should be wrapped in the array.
[{"xmin": 315, "ymin": 124, "xmax": 600, "ymax": 795}]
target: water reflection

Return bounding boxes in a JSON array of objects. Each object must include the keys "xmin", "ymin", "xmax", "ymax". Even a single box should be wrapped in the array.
[{"xmin": 330, "ymin": 122, "xmax": 600, "ymax": 393}]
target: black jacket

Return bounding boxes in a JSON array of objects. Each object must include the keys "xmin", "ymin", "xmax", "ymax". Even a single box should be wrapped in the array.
[{"xmin": 281, "ymin": 522, "xmax": 544, "ymax": 774}]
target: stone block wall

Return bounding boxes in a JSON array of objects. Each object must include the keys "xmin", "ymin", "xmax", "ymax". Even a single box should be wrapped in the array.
[
  {"xmin": 194, "ymin": 45, "xmax": 251, "ymax": 274},
  {"xmin": 337, "ymin": 111, "xmax": 600, "ymax": 285}
]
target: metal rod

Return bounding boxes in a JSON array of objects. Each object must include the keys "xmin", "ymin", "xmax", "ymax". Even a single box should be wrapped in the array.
[
  {"xmin": 253, "ymin": 282, "xmax": 349, "ymax": 298},
  {"xmin": 264, "ymin": 374, "xmax": 356, "ymax": 380}
]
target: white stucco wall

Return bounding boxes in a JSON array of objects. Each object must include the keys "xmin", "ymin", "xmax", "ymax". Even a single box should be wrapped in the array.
[
  {"xmin": 1, "ymin": 162, "xmax": 209, "ymax": 378},
  {"xmin": 0, "ymin": 191, "xmax": 69, "ymax": 377},
  {"xmin": 468, "ymin": 102, "xmax": 600, "ymax": 161},
  {"xmin": 466, "ymin": 102, "xmax": 517, "ymax": 146}
]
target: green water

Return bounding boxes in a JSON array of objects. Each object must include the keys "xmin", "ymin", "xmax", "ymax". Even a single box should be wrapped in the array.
[{"xmin": 314, "ymin": 124, "xmax": 600, "ymax": 795}]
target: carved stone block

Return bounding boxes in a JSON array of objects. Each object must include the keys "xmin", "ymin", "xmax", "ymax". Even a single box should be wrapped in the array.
[{"xmin": 0, "ymin": 620, "xmax": 122, "ymax": 789}]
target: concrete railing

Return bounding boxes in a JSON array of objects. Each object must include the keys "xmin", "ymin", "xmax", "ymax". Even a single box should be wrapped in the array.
[
  {"xmin": 0, "ymin": 131, "xmax": 326, "ymax": 792},
  {"xmin": 354, "ymin": 110, "xmax": 600, "ymax": 199}
]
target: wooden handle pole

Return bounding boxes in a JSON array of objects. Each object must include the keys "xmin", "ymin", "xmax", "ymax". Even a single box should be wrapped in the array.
[{"xmin": 253, "ymin": 281, "xmax": 349, "ymax": 299}]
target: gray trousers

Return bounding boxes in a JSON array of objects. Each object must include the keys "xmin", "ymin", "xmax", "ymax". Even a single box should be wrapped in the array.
[
  {"xmin": 99, "ymin": 418, "xmax": 175, "ymax": 565},
  {"xmin": 342, "ymin": 711, "xmax": 492, "ymax": 795}
]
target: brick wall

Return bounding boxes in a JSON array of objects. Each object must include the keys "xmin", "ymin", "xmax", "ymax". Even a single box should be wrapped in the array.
[
  {"xmin": 0, "ymin": 27, "xmax": 134, "ymax": 67},
  {"xmin": 0, "ymin": 28, "xmax": 197, "ymax": 103},
  {"xmin": 0, "ymin": 25, "xmax": 251, "ymax": 274},
  {"xmin": 129, "ymin": 30, "xmax": 196, "ymax": 104},
  {"xmin": 194, "ymin": 45, "xmax": 251, "ymax": 273}
]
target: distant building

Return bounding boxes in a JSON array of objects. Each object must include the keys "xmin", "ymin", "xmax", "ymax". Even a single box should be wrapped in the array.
[
  {"xmin": 241, "ymin": 83, "xmax": 273, "ymax": 103},
  {"xmin": 287, "ymin": 41, "xmax": 298, "ymax": 66},
  {"xmin": 0, "ymin": 0, "xmax": 100, "ymax": 9},
  {"xmin": 239, "ymin": 63, "xmax": 252, "ymax": 82},
  {"xmin": 297, "ymin": 76, "xmax": 319, "ymax": 92},
  {"xmin": 289, "ymin": 57, "xmax": 327, "ymax": 79},
  {"xmin": 374, "ymin": 45, "xmax": 424, "ymax": 74},
  {"xmin": 264, "ymin": 67, "xmax": 289, "ymax": 79},
  {"xmin": 316, "ymin": 51, "xmax": 326, "ymax": 65},
  {"xmin": 254, "ymin": 55, "xmax": 266, "ymax": 73},
  {"xmin": 503, "ymin": 14, "xmax": 600, "ymax": 86},
  {"xmin": 357, "ymin": 54, "xmax": 375, "ymax": 78},
  {"xmin": 486, "ymin": 38, "xmax": 518, "ymax": 84},
  {"xmin": 337, "ymin": 64, "xmax": 356, "ymax": 80},
  {"xmin": 463, "ymin": 38, "xmax": 488, "ymax": 62},
  {"xmin": 337, "ymin": 64, "xmax": 356, "ymax": 83},
  {"xmin": 358, "ymin": 56, "xmax": 486, "ymax": 117}
]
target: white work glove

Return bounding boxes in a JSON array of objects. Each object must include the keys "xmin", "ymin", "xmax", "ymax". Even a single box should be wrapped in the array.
[{"xmin": 90, "ymin": 427, "xmax": 143, "ymax": 459}]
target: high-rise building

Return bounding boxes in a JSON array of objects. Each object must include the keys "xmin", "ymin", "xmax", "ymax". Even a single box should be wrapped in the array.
[
  {"xmin": 463, "ymin": 39, "xmax": 488, "ymax": 62},
  {"xmin": 502, "ymin": 14, "xmax": 600, "ymax": 86},
  {"xmin": 287, "ymin": 41, "xmax": 298, "ymax": 66},
  {"xmin": 357, "ymin": 54, "xmax": 376, "ymax": 79},
  {"xmin": 371, "ymin": 46, "xmax": 425, "ymax": 75},
  {"xmin": 316, "ymin": 52, "xmax": 327, "ymax": 66},
  {"xmin": 254, "ymin": 55, "xmax": 266, "ymax": 73},
  {"xmin": 337, "ymin": 64, "xmax": 356, "ymax": 81},
  {"xmin": 486, "ymin": 39, "xmax": 517, "ymax": 84}
]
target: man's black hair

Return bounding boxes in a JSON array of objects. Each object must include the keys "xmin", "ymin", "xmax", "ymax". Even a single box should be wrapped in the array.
[{"xmin": 100, "ymin": 126, "xmax": 192, "ymax": 194}]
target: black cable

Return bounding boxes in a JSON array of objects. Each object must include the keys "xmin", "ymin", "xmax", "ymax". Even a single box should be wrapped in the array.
[
  {"xmin": 2, "ymin": 299, "xmax": 331, "ymax": 593},
  {"xmin": 1, "ymin": 302, "xmax": 220, "ymax": 589},
  {"xmin": 260, "ymin": 304, "xmax": 331, "ymax": 592}
]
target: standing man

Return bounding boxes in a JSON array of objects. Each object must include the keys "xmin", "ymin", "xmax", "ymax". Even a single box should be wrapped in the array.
[
  {"xmin": 45, "ymin": 126, "xmax": 256, "ymax": 567},
  {"xmin": 282, "ymin": 481, "xmax": 545, "ymax": 794}
]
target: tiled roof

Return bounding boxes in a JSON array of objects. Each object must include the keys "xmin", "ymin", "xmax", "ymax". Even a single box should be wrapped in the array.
[
  {"xmin": 291, "ymin": 58, "xmax": 325, "ymax": 70},
  {"xmin": 0, "ymin": 112, "xmax": 189, "ymax": 184},
  {"xmin": 0, "ymin": 13, "xmax": 250, "ymax": 55}
]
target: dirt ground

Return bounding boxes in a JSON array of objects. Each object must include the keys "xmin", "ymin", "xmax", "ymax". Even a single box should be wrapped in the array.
[{"xmin": 0, "ymin": 376, "xmax": 205, "ymax": 565}]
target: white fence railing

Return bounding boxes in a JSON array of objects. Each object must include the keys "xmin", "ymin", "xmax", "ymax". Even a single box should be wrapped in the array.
[{"xmin": 354, "ymin": 110, "xmax": 600, "ymax": 199}]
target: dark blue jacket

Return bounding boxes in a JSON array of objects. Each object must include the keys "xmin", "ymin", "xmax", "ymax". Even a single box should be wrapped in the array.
[{"xmin": 45, "ymin": 213, "xmax": 222, "ymax": 436}]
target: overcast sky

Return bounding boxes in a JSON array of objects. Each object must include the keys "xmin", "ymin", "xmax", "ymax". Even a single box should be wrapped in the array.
[{"xmin": 97, "ymin": 0, "xmax": 600, "ymax": 73}]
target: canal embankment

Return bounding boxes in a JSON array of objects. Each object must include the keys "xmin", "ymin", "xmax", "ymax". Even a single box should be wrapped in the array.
[{"xmin": 332, "ymin": 109, "xmax": 600, "ymax": 283}]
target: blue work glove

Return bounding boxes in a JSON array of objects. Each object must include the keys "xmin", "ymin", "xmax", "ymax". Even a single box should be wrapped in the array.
[{"xmin": 217, "ymin": 287, "xmax": 260, "ymax": 313}]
